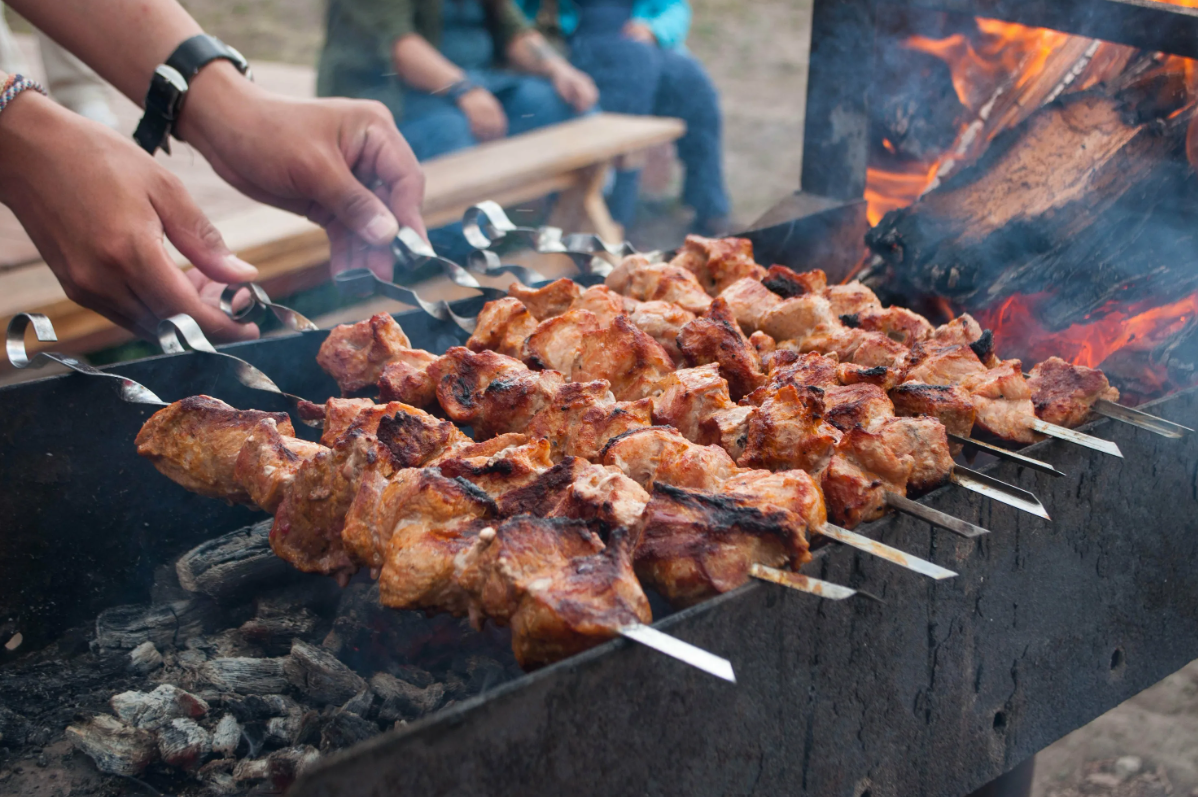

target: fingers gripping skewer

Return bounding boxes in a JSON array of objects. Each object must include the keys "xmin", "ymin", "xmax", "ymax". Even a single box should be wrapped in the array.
[
  {"xmin": 333, "ymin": 268, "xmax": 482, "ymax": 333},
  {"xmin": 950, "ymin": 466, "xmax": 1050, "ymax": 520},
  {"xmin": 618, "ymin": 624, "xmax": 736, "ymax": 683},
  {"xmin": 948, "ymin": 433, "xmax": 1066, "ymax": 478},
  {"xmin": 6, "ymin": 313, "xmax": 166, "ymax": 406},
  {"xmin": 219, "ymin": 282, "xmax": 318, "ymax": 332},
  {"xmin": 156, "ymin": 314, "xmax": 321, "ymax": 427}
]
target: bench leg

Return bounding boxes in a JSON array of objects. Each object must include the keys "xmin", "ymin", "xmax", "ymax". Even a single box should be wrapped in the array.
[{"xmin": 548, "ymin": 162, "xmax": 624, "ymax": 244}]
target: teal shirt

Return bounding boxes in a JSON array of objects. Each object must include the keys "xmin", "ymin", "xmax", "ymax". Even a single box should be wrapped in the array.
[{"xmin": 519, "ymin": 0, "xmax": 692, "ymax": 50}]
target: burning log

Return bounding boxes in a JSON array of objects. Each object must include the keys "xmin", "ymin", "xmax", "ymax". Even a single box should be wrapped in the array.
[
  {"xmin": 865, "ymin": 89, "xmax": 1198, "ymax": 330},
  {"xmin": 65, "ymin": 715, "xmax": 158, "ymax": 777},
  {"xmin": 95, "ymin": 598, "xmax": 219, "ymax": 650},
  {"xmin": 175, "ymin": 520, "xmax": 299, "ymax": 602}
]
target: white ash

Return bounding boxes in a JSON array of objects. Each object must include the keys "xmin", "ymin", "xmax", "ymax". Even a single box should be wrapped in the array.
[
  {"xmin": 129, "ymin": 641, "xmax": 163, "ymax": 674},
  {"xmin": 65, "ymin": 714, "xmax": 158, "ymax": 777},
  {"xmin": 157, "ymin": 717, "xmax": 212, "ymax": 770},
  {"xmin": 211, "ymin": 713, "xmax": 241, "ymax": 758},
  {"xmin": 111, "ymin": 684, "xmax": 208, "ymax": 730}
]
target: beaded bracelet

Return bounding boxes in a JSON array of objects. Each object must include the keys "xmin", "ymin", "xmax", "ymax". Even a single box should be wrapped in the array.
[{"xmin": 0, "ymin": 74, "xmax": 48, "ymax": 115}]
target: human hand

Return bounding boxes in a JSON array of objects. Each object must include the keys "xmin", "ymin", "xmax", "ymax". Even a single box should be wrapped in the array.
[
  {"xmin": 457, "ymin": 86, "xmax": 509, "ymax": 142},
  {"xmin": 0, "ymin": 92, "xmax": 260, "ymax": 342},
  {"xmin": 622, "ymin": 21, "xmax": 658, "ymax": 45},
  {"xmin": 549, "ymin": 63, "xmax": 599, "ymax": 113},
  {"xmin": 176, "ymin": 63, "xmax": 426, "ymax": 279}
]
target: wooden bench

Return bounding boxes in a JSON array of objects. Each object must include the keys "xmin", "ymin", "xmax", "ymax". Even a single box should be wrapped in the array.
[{"xmin": 0, "ymin": 112, "xmax": 685, "ymax": 359}]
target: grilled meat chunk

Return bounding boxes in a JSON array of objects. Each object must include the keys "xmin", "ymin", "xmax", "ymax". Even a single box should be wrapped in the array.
[
  {"xmin": 1028, "ymin": 356, "xmax": 1119, "ymax": 428},
  {"xmin": 523, "ymin": 381, "xmax": 653, "ymax": 461},
  {"xmin": 234, "ymin": 419, "xmax": 326, "ymax": 513},
  {"xmin": 522, "ymin": 308, "xmax": 602, "ymax": 373},
  {"xmin": 456, "ymin": 517, "xmax": 651, "ymax": 668},
  {"xmin": 701, "ymin": 405, "xmax": 754, "ymax": 461},
  {"xmin": 837, "ymin": 363, "xmax": 901, "ymax": 391},
  {"xmin": 889, "ymin": 384, "xmax": 977, "ymax": 441},
  {"xmin": 821, "ymin": 427, "xmax": 913, "ymax": 528},
  {"xmin": 376, "ymin": 350, "xmax": 440, "ymax": 409},
  {"xmin": 930, "ymin": 314, "xmax": 985, "ymax": 347},
  {"xmin": 317, "ymin": 313, "xmax": 415, "ymax": 395},
  {"xmin": 572, "ymin": 315, "xmax": 675, "ymax": 401},
  {"xmin": 959, "ymin": 360, "xmax": 1041, "ymax": 444},
  {"xmin": 508, "ymin": 278, "xmax": 581, "ymax": 321},
  {"xmin": 822, "ymin": 281, "xmax": 883, "ymax": 317},
  {"xmin": 761, "ymin": 265, "xmax": 827, "ymax": 298},
  {"xmin": 434, "ymin": 437, "xmax": 555, "ymax": 498},
  {"xmin": 430, "ymin": 347, "xmax": 565, "ymax": 439},
  {"xmin": 135, "ymin": 396, "xmax": 294, "ymax": 504},
  {"xmin": 876, "ymin": 416, "xmax": 953, "ymax": 493},
  {"xmin": 745, "ymin": 351, "xmax": 839, "ymax": 404},
  {"xmin": 670, "ymin": 234, "xmax": 766, "ymax": 296},
  {"xmin": 718, "ymin": 277, "xmax": 781, "ymax": 333},
  {"xmin": 602, "ymin": 426, "xmax": 739, "ymax": 493},
  {"xmin": 467, "ymin": 297, "xmax": 538, "ymax": 359},
  {"xmin": 749, "ymin": 330, "xmax": 776, "ymax": 357},
  {"xmin": 905, "ymin": 344, "xmax": 988, "ymax": 386},
  {"xmin": 856, "ymin": 307, "xmax": 934, "ymax": 346},
  {"xmin": 629, "ymin": 300, "xmax": 695, "ymax": 363},
  {"xmin": 677, "ymin": 298, "xmax": 766, "ymax": 400},
  {"xmin": 320, "ymin": 397, "xmax": 378, "ymax": 446},
  {"xmin": 634, "ymin": 484, "xmax": 811, "ymax": 607},
  {"xmin": 651, "ymin": 363, "xmax": 734, "ymax": 443},
  {"xmin": 738, "ymin": 385, "xmax": 841, "ymax": 474},
  {"xmin": 822, "ymin": 384, "xmax": 894, "ymax": 433},
  {"xmin": 570, "ymin": 284, "xmax": 633, "ymax": 326},
  {"xmin": 606, "ymin": 255, "xmax": 713, "ymax": 315},
  {"xmin": 722, "ymin": 468, "xmax": 827, "ymax": 532},
  {"xmin": 758, "ymin": 294, "xmax": 839, "ymax": 343}
]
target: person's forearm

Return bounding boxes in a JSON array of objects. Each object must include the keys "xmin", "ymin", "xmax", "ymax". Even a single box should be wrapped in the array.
[
  {"xmin": 506, "ymin": 30, "xmax": 568, "ymax": 77},
  {"xmin": 392, "ymin": 34, "xmax": 466, "ymax": 93},
  {"xmin": 7, "ymin": 0, "xmax": 202, "ymax": 105}
]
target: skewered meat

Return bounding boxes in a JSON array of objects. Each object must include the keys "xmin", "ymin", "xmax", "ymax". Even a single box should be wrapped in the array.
[
  {"xmin": 823, "ymin": 281, "xmax": 883, "ymax": 317},
  {"xmin": 377, "ymin": 350, "xmax": 440, "ymax": 409},
  {"xmin": 1028, "ymin": 356, "xmax": 1120, "ymax": 428},
  {"xmin": 821, "ymin": 427, "xmax": 913, "ymax": 528},
  {"xmin": 677, "ymin": 298, "xmax": 766, "ymax": 400},
  {"xmin": 929, "ymin": 314, "xmax": 984, "ymax": 347},
  {"xmin": 606, "ymin": 256, "xmax": 713, "ymax": 315},
  {"xmin": 701, "ymin": 405, "xmax": 755, "ymax": 461},
  {"xmin": 905, "ymin": 344, "xmax": 988, "ymax": 386},
  {"xmin": 456, "ymin": 517, "xmax": 651, "ymax": 668},
  {"xmin": 523, "ymin": 309, "xmax": 603, "ymax": 373},
  {"xmin": 629, "ymin": 300, "xmax": 695, "ymax": 363},
  {"xmin": 746, "ymin": 351, "xmax": 839, "ymax": 404},
  {"xmin": 856, "ymin": 307, "xmax": 934, "ymax": 346},
  {"xmin": 738, "ymin": 385, "xmax": 841, "ymax": 474},
  {"xmin": 508, "ymin": 278, "xmax": 581, "ymax": 321},
  {"xmin": 822, "ymin": 384, "xmax": 895, "ymax": 433},
  {"xmin": 467, "ymin": 297, "xmax": 538, "ymax": 359},
  {"xmin": 761, "ymin": 265, "xmax": 827, "ymax": 298},
  {"xmin": 803, "ymin": 324, "xmax": 908, "ymax": 370},
  {"xmin": 522, "ymin": 381, "xmax": 653, "ymax": 461},
  {"xmin": 889, "ymin": 384, "xmax": 977, "ymax": 441},
  {"xmin": 135, "ymin": 396, "xmax": 294, "ymax": 504},
  {"xmin": 758, "ymin": 294, "xmax": 839, "ymax": 343},
  {"xmin": 433, "ymin": 437, "xmax": 555, "ymax": 498},
  {"xmin": 234, "ymin": 419, "xmax": 325, "ymax": 513},
  {"xmin": 430, "ymin": 347, "xmax": 565, "ymax": 439},
  {"xmin": 317, "ymin": 313, "xmax": 420, "ymax": 395},
  {"xmin": 572, "ymin": 315, "xmax": 675, "ymax": 401},
  {"xmin": 602, "ymin": 426, "xmax": 739, "ymax": 493},
  {"xmin": 651, "ymin": 363, "xmax": 734, "ymax": 443},
  {"xmin": 320, "ymin": 398, "xmax": 378, "ymax": 446},
  {"xmin": 722, "ymin": 468, "xmax": 827, "ymax": 532},
  {"xmin": 634, "ymin": 483, "xmax": 811, "ymax": 607},
  {"xmin": 749, "ymin": 331, "xmax": 776, "ymax": 358},
  {"xmin": 718, "ymin": 277, "xmax": 781, "ymax": 333},
  {"xmin": 958, "ymin": 359, "xmax": 1040, "ymax": 444},
  {"xmin": 837, "ymin": 363, "xmax": 901, "ymax": 391},
  {"xmin": 876, "ymin": 417, "xmax": 953, "ymax": 493},
  {"xmin": 570, "ymin": 284, "xmax": 633, "ymax": 326},
  {"xmin": 670, "ymin": 234, "xmax": 767, "ymax": 296}
]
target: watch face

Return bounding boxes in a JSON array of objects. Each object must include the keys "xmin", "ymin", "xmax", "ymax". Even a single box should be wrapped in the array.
[{"xmin": 155, "ymin": 64, "xmax": 189, "ymax": 94}]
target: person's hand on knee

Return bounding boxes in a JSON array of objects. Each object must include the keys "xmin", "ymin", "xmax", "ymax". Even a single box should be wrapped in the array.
[
  {"xmin": 457, "ymin": 86, "xmax": 509, "ymax": 141},
  {"xmin": 548, "ymin": 63, "xmax": 598, "ymax": 113}
]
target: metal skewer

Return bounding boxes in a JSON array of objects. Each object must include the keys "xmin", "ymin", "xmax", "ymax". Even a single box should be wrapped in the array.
[
  {"xmin": 749, "ymin": 564, "xmax": 880, "ymax": 602},
  {"xmin": 947, "ymin": 432, "xmax": 1065, "ymax": 477},
  {"xmin": 816, "ymin": 524, "xmax": 957, "ymax": 579},
  {"xmin": 1093, "ymin": 398, "xmax": 1193, "ymax": 438},
  {"xmin": 1027, "ymin": 418, "xmax": 1123, "ymax": 458},
  {"xmin": 157, "ymin": 314, "xmax": 321, "ymax": 427},
  {"xmin": 334, "ymin": 267, "xmax": 482, "ymax": 333},
  {"xmin": 393, "ymin": 228, "xmax": 508, "ymax": 302},
  {"xmin": 950, "ymin": 466, "xmax": 1050, "ymax": 519},
  {"xmin": 219, "ymin": 282, "xmax": 318, "ymax": 333},
  {"xmin": 6, "ymin": 313, "xmax": 166, "ymax": 407},
  {"xmin": 618, "ymin": 623, "xmax": 736, "ymax": 683},
  {"xmin": 885, "ymin": 493, "xmax": 990, "ymax": 538}
]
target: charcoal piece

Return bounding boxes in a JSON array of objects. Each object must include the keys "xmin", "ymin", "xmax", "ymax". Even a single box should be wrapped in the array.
[
  {"xmin": 197, "ymin": 758, "xmax": 238, "ymax": 795},
  {"xmin": 175, "ymin": 521, "xmax": 298, "ymax": 603},
  {"xmin": 129, "ymin": 641, "xmax": 163, "ymax": 674},
  {"xmin": 284, "ymin": 639, "xmax": 367, "ymax": 706},
  {"xmin": 295, "ymin": 710, "xmax": 325, "ymax": 747},
  {"xmin": 341, "ymin": 688, "xmax": 375, "ymax": 718},
  {"xmin": 111, "ymin": 684, "xmax": 209, "ymax": 730},
  {"xmin": 319, "ymin": 709, "xmax": 379, "ymax": 753},
  {"xmin": 94, "ymin": 599, "xmax": 218, "ymax": 650},
  {"xmin": 65, "ymin": 714, "xmax": 158, "ymax": 776},
  {"xmin": 239, "ymin": 602, "xmax": 320, "ymax": 656},
  {"xmin": 233, "ymin": 756, "xmax": 272, "ymax": 782},
  {"xmin": 371, "ymin": 672, "xmax": 446, "ymax": 723},
  {"xmin": 267, "ymin": 714, "xmax": 303, "ymax": 748},
  {"xmin": 0, "ymin": 707, "xmax": 30, "ymax": 748},
  {"xmin": 233, "ymin": 746, "xmax": 320, "ymax": 788},
  {"xmin": 465, "ymin": 656, "xmax": 508, "ymax": 695},
  {"xmin": 199, "ymin": 657, "xmax": 290, "ymax": 695},
  {"xmin": 151, "ymin": 562, "xmax": 190, "ymax": 605},
  {"xmin": 387, "ymin": 664, "xmax": 435, "ymax": 689},
  {"xmin": 211, "ymin": 713, "xmax": 241, "ymax": 758},
  {"xmin": 158, "ymin": 716, "xmax": 211, "ymax": 770}
]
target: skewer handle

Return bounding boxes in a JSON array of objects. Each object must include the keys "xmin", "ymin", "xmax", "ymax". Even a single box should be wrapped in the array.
[
  {"xmin": 885, "ymin": 493, "xmax": 989, "ymax": 538},
  {"xmin": 618, "ymin": 624, "xmax": 736, "ymax": 683}
]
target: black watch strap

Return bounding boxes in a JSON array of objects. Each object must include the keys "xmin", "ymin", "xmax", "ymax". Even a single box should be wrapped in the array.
[{"xmin": 133, "ymin": 35, "xmax": 252, "ymax": 156}]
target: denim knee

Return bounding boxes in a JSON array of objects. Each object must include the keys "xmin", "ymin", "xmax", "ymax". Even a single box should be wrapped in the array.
[
  {"xmin": 399, "ymin": 109, "xmax": 477, "ymax": 161},
  {"xmin": 501, "ymin": 77, "xmax": 577, "ymax": 135}
]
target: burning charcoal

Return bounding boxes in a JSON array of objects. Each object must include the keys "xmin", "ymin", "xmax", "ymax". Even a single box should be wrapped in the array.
[
  {"xmin": 341, "ymin": 688, "xmax": 375, "ymax": 718},
  {"xmin": 157, "ymin": 716, "xmax": 212, "ymax": 770},
  {"xmin": 95, "ymin": 599, "xmax": 218, "ymax": 650},
  {"xmin": 175, "ymin": 521, "xmax": 299, "ymax": 603},
  {"xmin": 239, "ymin": 602, "xmax": 320, "ymax": 656},
  {"xmin": 267, "ymin": 714, "xmax": 303, "ymax": 747},
  {"xmin": 319, "ymin": 709, "xmax": 378, "ymax": 753},
  {"xmin": 284, "ymin": 639, "xmax": 367, "ymax": 706},
  {"xmin": 197, "ymin": 758, "xmax": 238, "ymax": 795},
  {"xmin": 65, "ymin": 714, "xmax": 158, "ymax": 776},
  {"xmin": 371, "ymin": 672, "xmax": 446, "ymax": 723},
  {"xmin": 129, "ymin": 641, "xmax": 163, "ymax": 674},
  {"xmin": 111, "ymin": 684, "xmax": 209, "ymax": 730},
  {"xmin": 211, "ymin": 714, "xmax": 241, "ymax": 758},
  {"xmin": 234, "ymin": 746, "xmax": 320, "ymax": 789},
  {"xmin": 198, "ymin": 657, "xmax": 290, "ymax": 695}
]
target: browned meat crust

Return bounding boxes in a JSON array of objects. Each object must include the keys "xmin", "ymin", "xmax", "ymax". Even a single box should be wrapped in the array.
[
  {"xmin": 737, "ymin": 385, "xmax": 841, "ymax": 474},
  {"xmin": 677, "ymin": 298, "xmax": 766, "ymax": 400},
  {"xmin": 1028, "ymin": 356, "xmax": 1120, "ymax": 428},
  {"xmin": 572, "ymin": 315, "xmax": 675, "ymax": 401},
  {"xmin": 670, "ymin": 234, "xmax": 766, "ymax": 296},
  {"xmin": 234, "ymin": 419, "xmax": 325, "ymax": 513},
  {"xmin": 508, "ymin": 278, "xmax": 582, "ymax": 320},
  {"xmin": 761, "ymin": 265, "xmax": 826, "ymax": 298},
  {"xmin": 467, "ymin": 297, "xmax": 538, "ymax": 359},
  {"xmin": 316, "ymin": 313, "xmax": 414, "ymax": 395}
]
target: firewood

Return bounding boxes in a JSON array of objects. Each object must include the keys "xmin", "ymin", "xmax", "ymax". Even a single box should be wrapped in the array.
[
  {"xmin": 111, "ymin": 684, "xmax": 208, "ymax": 730},
  {"xmin": 284, "ymin": 639, "xmax": 367, "ymax": 706},
  {"xmin": 94, "ymin": 598, "xmax": 219, "ymax": 650},
  {"xmin": 65, "ymin": 714, "xmax": 158, "ymax": 776},
  {"xmin": 198, "ymin": 656, "xmax": 290, "ymax": 695},
  {"xmin": 175, "ymin": 521, "xmax": 298, "ymax": 602},
  {"xmin": 157, "ymin": 717, "xmax": 212, "ymax": 770}
]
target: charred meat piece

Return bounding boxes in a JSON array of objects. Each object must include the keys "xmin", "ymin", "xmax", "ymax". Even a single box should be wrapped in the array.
[
  {"xmin": 319, "ymin": 397, "xmax": 378, "ymax": 446},
  {"xmin": 837, "ymin": 363, "xmax": 901, "ymax": 391},
  {"xmin": 606, "ymin": 255, "xmax": 713, "ymax": 315},
  {"xmin": 929, "ymin": 314, "xmax": 984, "ymax": 347},
  {"xmin": 701, "ymin": 405, "xmax": 754, "ymax": 461},
  {"xmin": 677, "ymin": 298, "xmax": 767, "ymax": 400},
  {"xmin": 634, "ymin": 484, "xmax": 811, "ymax": 607},
  {"xmin": 602, "ymin": 426, "xmax": 740, "ymax": 493},
  {"xmin": 822, "ymin": 281, "xmax": 883, "ymax": 317},
  {"xmin": 346, "ymin": 401, "xmax": 469, "ymax": 464},
  {"xmin": 467, "ymin": 297, "xmax": 538, "ymax": 359},
  {"xmin": 434, "ymin": 437, "xmax": 555, "ymax": 499},
  {"xmin": 889, "ymin": 384, "xmax": 977, "ymax": 441},
  {"xmin": 856, "ymin": 306, "xmax": 934, "ymax": 346},
  {"xmin": 821, "ymin": 427, "xmax": 913, "ymax": 528},
  {"xmin": 376, "ymin": 349, "xmax": 440, "ymax": 409},
  {"xmin": 572, "ymin": 315, "xmax": 675, "ymax": 401},
  {"xmin": 718, "ymin": 277, "xmax": 782, "ymax": 333},
  {"xmin": 651, "ymin": 363, "xmax": 734, "ymax": 443},
  {"xmin": 738, "ymin": 385, "xmax": 841, "ymax": 474},
  {"xmin": 234, "ymin": 419, "xmax": 326, "ymax": 513},
  {"xmin": 761, "ymin": 265, "xmax": 827, "ymax": 298},
  {"xmin": 670, "ymin": 234, "xmax": 766, "ymax": 296},
  {"xmin": 749, "ymin": 330, "xmax": 776, "ymax": 358},
  {"xmin": 317, "ymin": 313, "xmax": 415, "ymax": 395},
  {"xmin": 456, "ymin": 517, "xmax": 651, "ymax": 669},
  {"xmin": 1028, "ymin": 356, "xmax": 1120, "ymax": 428},
  {"xmin": 522, "ymin": 308, "xmax": 602, "ymax": 374},
  {"xmin": 821, "ymin": 384, "xmax": 894, "ymax": 433},
  {"xmin": 629, "ymin": 300, "xmax": 695, "ymax": 363},
  {"xmin": 959, "ymin": 360, "xmax": 1041, "ymax": 444},
  {"xmin": 136, "ymin": 396, "xmax": 294, "ymax": 504},
  {"xmin": 569, "ymin": 284, "xmax": 635, "ymax": 326},
  {"xmin": 430, "ymin": 347, "xmax": 565, "ymax": 438},
  {"xmin": 758, "ymin": 294, "xmax": 839, "ymax": 343},
  {"xmin": 508, "ymin": 278, "xmax": 581, "ymax": 321},
  {"xmin": 722, "ymin": 468, "xmax": 827, "ymax": 532},
  {"xmin": 904, "ymin": 344, "xmax": 988, "ymax": 386},
  {"xmin": 523, "ymin": 381, "xmax": 653, "ymax": 461},
  {"xmin": 876, "ymin": 416, "xmax": 953, "ymax": 493},
  {"xmin": 745, "ymin": 351, "xmax": 839, "ymax": 404}
]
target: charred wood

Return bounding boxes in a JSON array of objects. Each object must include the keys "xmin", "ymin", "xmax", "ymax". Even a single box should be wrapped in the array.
[
  {"xmin": 65, "ymin": 714, "xmax": 158, "ymax": 777},
  {"xmin": 175, "ymin": 521, "xmax": 299, "ymax": 602},
  {"xmin": 94, "ymin": 598, "xmax": 219, "ymax": 650},
  {"xmin": 110, "ymin": 684, "xmax": 208, "ymax": 730},
  {"xmin": 157, "ymin": 716, "xmax": 212, "ymax": 770},
  {"xmin": 198, "ymin": 657, "xmax": 290, "ymax": 695},
  {"xmin": 283, "ymin": 639, "xmax": 367, "ymax": 706}
]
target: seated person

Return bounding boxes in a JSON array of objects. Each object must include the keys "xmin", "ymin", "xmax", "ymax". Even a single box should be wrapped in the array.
[
  {"xmin": 319, "ymin": 0, "xmax": 599, "ymax": 256},
  {"xmin": 522, "ymin": 0, "xmax": 731, "ymax": 235}
]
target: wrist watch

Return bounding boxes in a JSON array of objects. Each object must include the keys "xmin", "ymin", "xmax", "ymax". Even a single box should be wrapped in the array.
[{"xmin": 134, "ymin": 34, "xmax": 252, "ymax": 156}]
